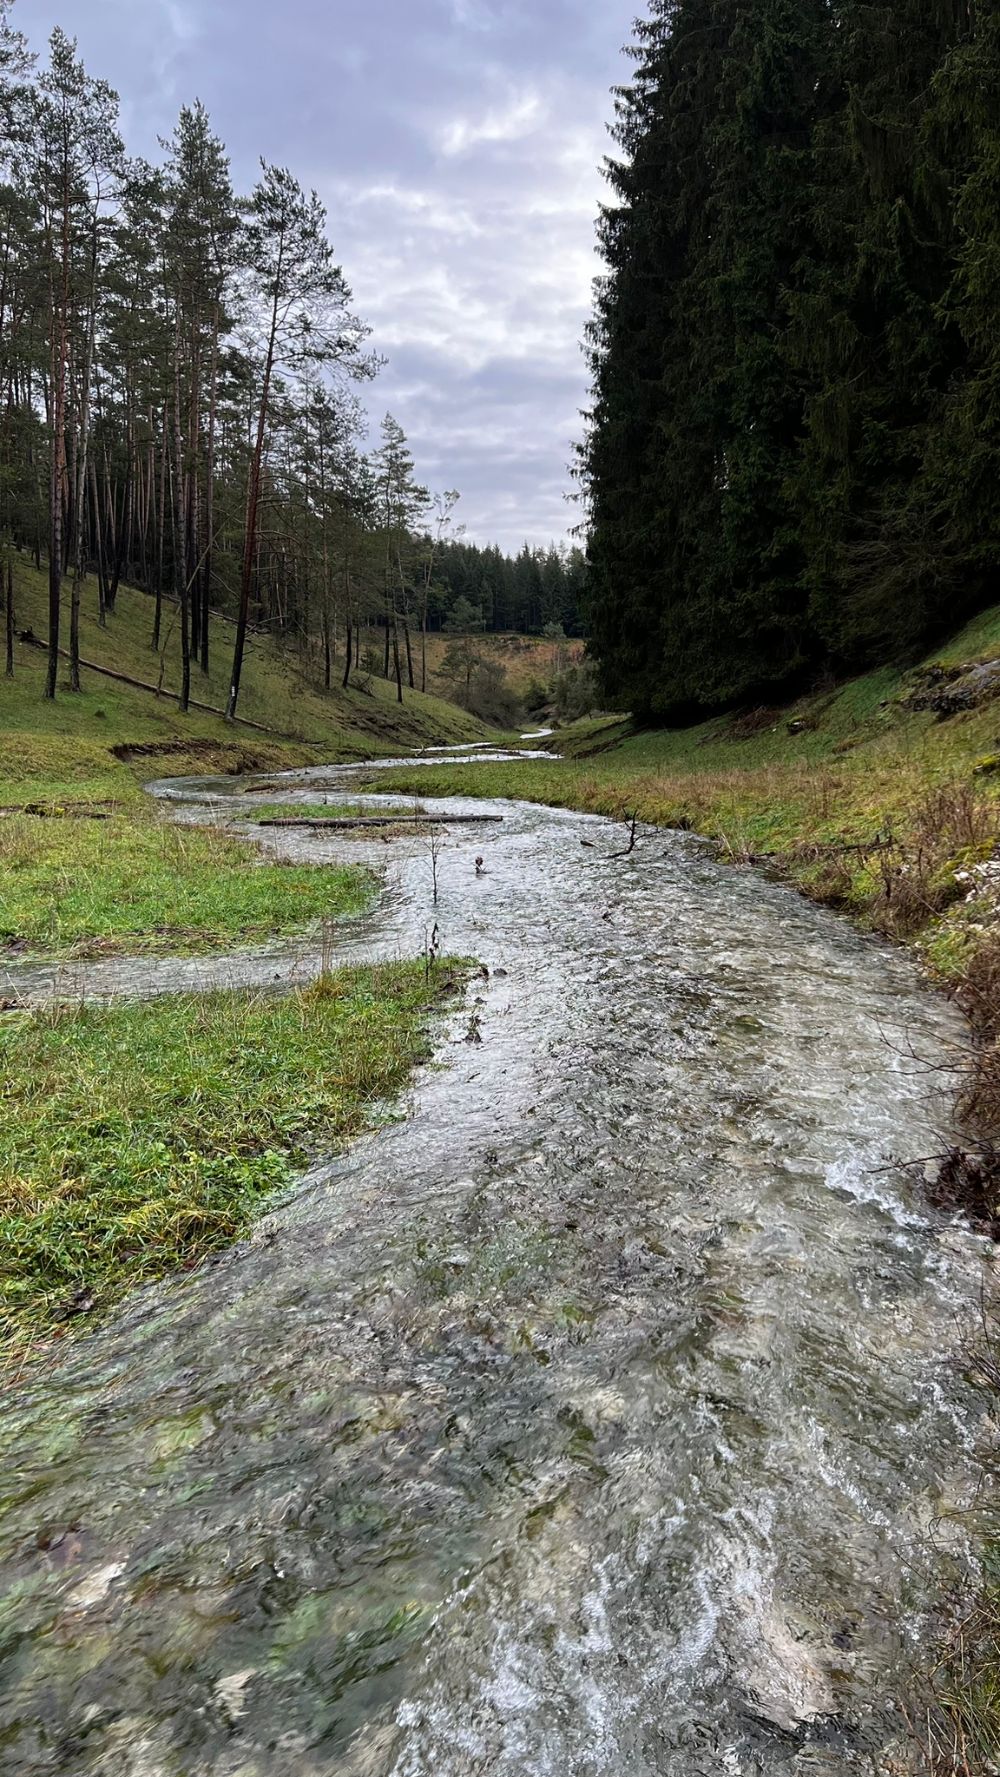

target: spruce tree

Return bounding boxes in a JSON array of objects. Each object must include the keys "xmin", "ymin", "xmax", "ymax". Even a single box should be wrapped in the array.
[
  {"xmin": 691, "ymin": 0, "xmax": 830, "ymax": 704},
  {"xmin": 789, "ymin": 0, "xmax": 968, "ymax": 662},
  {"xmin": 585, "ymin": 0, "xmax": 719, "ymax": 717},
  {"xmin": 585, "ymin": 0, "xmax": 828, "ymax": 716},
  {"xmin": 919, "ymin": 9, "xmax": 1000, "ymax": 613},
  {"xmin": 584, "ymin": 0, "xmax": 983, "ymax": 714}
]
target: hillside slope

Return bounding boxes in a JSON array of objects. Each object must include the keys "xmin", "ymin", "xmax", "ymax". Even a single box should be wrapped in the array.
[
  {"xmin": 373, "ymin": 601, "xmax": 1000, "ymax": 862},
  {"xmin": 422, "ymin": 630, "xmax": 585, "ymax": 700},
  {"xmin": 0, "ymin": 556, "xmax": 488, "ymax": 805}
]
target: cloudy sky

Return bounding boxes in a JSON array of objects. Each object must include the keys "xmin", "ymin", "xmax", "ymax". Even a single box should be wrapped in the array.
[{"xmin": 15, "ymin": 0, "xmax": 638, "ymax": 553}]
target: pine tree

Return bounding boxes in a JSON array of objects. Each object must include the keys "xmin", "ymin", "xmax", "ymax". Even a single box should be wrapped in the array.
[
  {"xmin": 0, "ymin": 0, "xmax": 34, "ymax": 676},
  {"xmin": 372, "ymin": 414, "xmax": 428, "ymax": 702},
  {"xmin": 226, "ymin": 163, "xmax": 373, "ymax": 722},
  {"xmin": 34, "ymin": 28, "xmax": 122, "ymax": 698},
  {"xmin": 163, "ymin": 103, "xmax": 238, "ymax": 695}
]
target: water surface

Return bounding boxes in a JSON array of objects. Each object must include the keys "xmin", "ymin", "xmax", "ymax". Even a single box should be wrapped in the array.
[{"xmin": 0, "ymin": 763, "xmax": 984, "ymax": 1776}]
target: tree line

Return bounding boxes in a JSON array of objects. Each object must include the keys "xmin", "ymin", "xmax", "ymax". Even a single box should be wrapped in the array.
[
  {"xmin": 433, "ymin": 539, "xmax": 586, "ymax": 639},
  {"xmin": 583, "ymin": 0, "xmax": 997, "ymax": 720},
  {"xmin": 0, "ymin": 3, "xmax": 584, "ymax": 717}
]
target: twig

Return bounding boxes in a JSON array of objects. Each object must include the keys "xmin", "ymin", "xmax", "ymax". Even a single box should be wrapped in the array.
[{"xmin": 610, "ymin": 811, "xmax": 639, "ymax": 859}]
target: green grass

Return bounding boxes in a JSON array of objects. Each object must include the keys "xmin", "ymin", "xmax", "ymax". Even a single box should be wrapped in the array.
[
  {"xmin": 0, "ymin": 565, "xmax": 483, "ymax": 1354},
  {"xmin": 0, "ymin": 962, "xmax": 462, "ymax": 1346},
  {"xmin": 0, "ymin": 555, "xmax": 493, "ymax": 955},
  {"xmin": 0, "ymin": 810, "xmax": 375, "ymax": 958},
  {"xmin": 0, "ymin": 553, "xmax": 488, "ymax": 810},
  {"xmin": 357, "ymin": 613, "xmax": 1000, "ymax": 986}
]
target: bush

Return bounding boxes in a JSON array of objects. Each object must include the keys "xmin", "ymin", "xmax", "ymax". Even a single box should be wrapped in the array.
[
  {"xmin": 523, "ymin": 676, "xmax": 551, "ymax": 715},
  {"xmin": 439, "ymin": 644, "xmax": 521, "ymax": 726},
  {"xmin": 553, "ymin": 660, "xmax": 601, "ymax": 722},
  {"xmin": 870, "ymin": 783, "xmax": 998, "ymax": 939},
  {"xmin": 462, "ymin": 659, "xmax": 522, "ymax": 726}
]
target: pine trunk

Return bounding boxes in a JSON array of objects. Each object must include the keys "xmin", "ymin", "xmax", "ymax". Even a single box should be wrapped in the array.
[{"xmin": 5, "ymin": 553, "xmax": 14, "ymax": 677}]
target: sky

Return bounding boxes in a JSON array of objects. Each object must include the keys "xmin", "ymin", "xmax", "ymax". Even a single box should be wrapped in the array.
[{"xmin": 15, "ymin": 0, "xmax": 638, "ymax": 554}]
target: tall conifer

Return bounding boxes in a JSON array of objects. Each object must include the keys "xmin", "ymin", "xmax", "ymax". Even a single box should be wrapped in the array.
[{"xmin": 584, "ymin": 0, "xmax": 987, "ymax": 714}]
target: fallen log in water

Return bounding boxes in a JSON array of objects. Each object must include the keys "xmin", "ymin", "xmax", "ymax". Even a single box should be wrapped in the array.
[{"xmin": 256, "ymin": 814, "xmax": 505, "ymax": 831}]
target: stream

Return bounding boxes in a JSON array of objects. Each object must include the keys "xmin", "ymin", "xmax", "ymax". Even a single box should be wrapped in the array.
[{"xmin": 0, "ymin": 756, "xmax": 989, "ymax": 1776}]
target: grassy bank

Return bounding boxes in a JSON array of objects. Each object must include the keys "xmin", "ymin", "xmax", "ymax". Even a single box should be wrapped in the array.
[
  {"xmin": 0, "ymin": 553, "xmax": 487, "ymax": 817},
  {"xmin": 0, "ymin": 556, "xmax": 492, "ymax": 957},
  {"xmin": 1, "ymin": 962, "xmax": 461, "ymax": 1351},
  {"xmin": 0, "ymin": 562, "xmax": 482, "ymax": 1348},
  {"xmin": 0, "ymin": 812, "xmax": 374, "ymax": 958}
]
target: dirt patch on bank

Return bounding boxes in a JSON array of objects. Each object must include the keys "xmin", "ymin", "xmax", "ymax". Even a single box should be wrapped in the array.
[{"xmin": 111, "ymin": 737, "xmax": 310, "ymax": 776}]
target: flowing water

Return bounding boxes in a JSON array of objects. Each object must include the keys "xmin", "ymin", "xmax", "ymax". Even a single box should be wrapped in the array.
[{"xmin": 0, "ymin": 760, "xmax": 988, "ymax": 1776}]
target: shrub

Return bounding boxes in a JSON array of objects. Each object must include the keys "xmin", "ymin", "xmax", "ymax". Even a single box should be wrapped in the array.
[{"xmin": 553, "ymin": 660, "xmax": 601, "ymax": 722}]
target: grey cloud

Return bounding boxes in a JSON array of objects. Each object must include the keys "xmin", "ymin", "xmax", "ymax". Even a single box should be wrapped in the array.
[{"xmin": 17, "ymin": 0, "xmax": 635, "ymax": 551}]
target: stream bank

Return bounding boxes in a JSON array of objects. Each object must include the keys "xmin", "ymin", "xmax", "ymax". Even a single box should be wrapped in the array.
[{"xmin": 0, "ymin": 757, "xmax": 992, "ymax": 1775}]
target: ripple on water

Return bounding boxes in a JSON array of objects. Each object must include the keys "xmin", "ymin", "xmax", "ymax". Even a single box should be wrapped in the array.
[{"xmin": 0, "ymin": 757, "xmax": 988, "ymax": 1776}]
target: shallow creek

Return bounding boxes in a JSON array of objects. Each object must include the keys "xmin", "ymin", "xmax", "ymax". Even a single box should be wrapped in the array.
[{"xmin": 0, "ymin": 757, "xmax": 989, "ymax": 1776}]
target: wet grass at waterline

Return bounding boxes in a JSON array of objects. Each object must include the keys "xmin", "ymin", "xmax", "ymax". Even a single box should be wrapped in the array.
[
  {"xmin": 0, "ymin": 962, "xmax": 462, "ymax": 1348},
  {"xmin": 0, "ymin": 810, "xmax": 375, "ymax": 958}
]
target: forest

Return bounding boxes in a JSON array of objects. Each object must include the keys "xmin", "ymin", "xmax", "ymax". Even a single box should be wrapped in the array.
[
  {"xmin": 0, "ymin": 1, "xmax": 585, "ymax": 722},
  {"xmin": 584, "ymin": 0, "xmax": 1000, "ymax": 720}
]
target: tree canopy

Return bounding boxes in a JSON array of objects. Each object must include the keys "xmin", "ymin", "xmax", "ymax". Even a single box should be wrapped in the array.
[
  {"xmin": 583, "ymin": 0, "xmax": 993, "ymax": 720},
  {"xmin": 0, "ymin": 5, "xmax": 586, "ymax": 712}
]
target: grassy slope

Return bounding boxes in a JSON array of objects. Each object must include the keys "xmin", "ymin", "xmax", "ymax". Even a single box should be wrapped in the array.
[
  {"xmin": 1, "ymin": 963, "xmax": 462, "ymax": 1349},
  {"xmin": 362, "ymin": 605, "xmax": 1000, "ymax": 977},
  {"xmin": 1, "ymin": 554, "xmax": 487, "ymax": 808},
  {"xmin": 421, "ymin": 629, "xmax": 584, "ymax": 698},
  {"xmin": 0, "ymin": 559, "xmax": 491, "ymax": 956}
]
